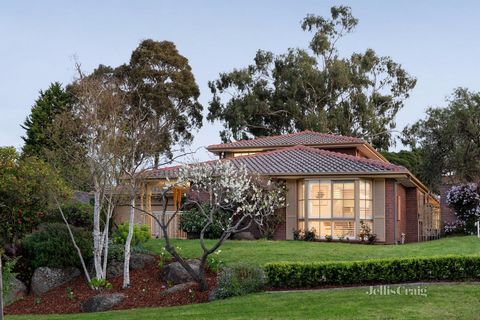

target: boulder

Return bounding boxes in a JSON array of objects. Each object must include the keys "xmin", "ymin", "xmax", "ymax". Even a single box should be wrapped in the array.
[
  {"xmin": 5, "ymin": 277, "xmax": 27, "ymax": 305},
  {"xmin": 129, "ymin": 253, "xmax": 156, "ymax": 270},
  {"xmin": 232, "ymin": 231, "xmax": 256, "ymax": 240},
  {"xmin": 162, "ymin": 281, "xmax": 196, "ymax": 296},
  {"xmin": 80, "ymin": 293, "xmax": 125, "ymax": 313},
  {"xmin": 31, "ymin": 267, "xmax": 81, "ymax": 295},
  {"xmin": 162, "ymin": 259, "xmax": 200, "ymax": 284}
]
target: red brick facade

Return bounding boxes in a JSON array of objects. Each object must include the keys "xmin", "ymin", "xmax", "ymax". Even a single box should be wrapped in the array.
[{"xmin": 405, "ymin": 188, "xmax": 419, "ymax": 242}]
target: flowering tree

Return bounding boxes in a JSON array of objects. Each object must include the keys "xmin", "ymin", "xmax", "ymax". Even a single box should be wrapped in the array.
[
  {"xmin": 446, "ymin": 183, "xmax": 480, "ymax": 233},
  {"xmin": 142, "ymin": 161, "xmax": 285, "ymax": 291}
]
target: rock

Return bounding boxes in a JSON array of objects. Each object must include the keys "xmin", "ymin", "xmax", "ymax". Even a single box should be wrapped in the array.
[
  {"xmin": 5, "ymin": 277, "xmax": 27, "ymax": 305},
  {"xmin": 162, "ymin": 259, "xmax": 200, "ymax": 284},
  {"xmin": 130, "ymin": 253, "xmax": 156, "ymax": 270},
  {"xmin": 232, "ymin": 231, "xmax": 256, "ymax": 240},
  {"xmin": 162, "ymin": 281, "xmax": 196, "ymax": 295},
  {"xmin": 80, "ymin": 293, "xmax": 125, "ymax": 313},
  {"xmin": 31, "ymin": 267, "xmax": 81, "ymax": 295}
]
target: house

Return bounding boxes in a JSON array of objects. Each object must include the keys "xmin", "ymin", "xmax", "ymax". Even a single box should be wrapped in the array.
[{"xmin": 115, "ymin": 131, "xmax": 440, "ymax": 244}]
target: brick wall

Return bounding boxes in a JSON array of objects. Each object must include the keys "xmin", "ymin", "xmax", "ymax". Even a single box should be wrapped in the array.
[
  {"xmin": 273, "ymin": 207, "xmax": 287, "ymax": 240},
  {"xmin": 384, "ymin": 179, "xmax": 396, "ymax": 244},
  {"xmin": 439, "ymin": 184, "xmax": 456, "ymax": 232},
  {"xmin": 405, "ymin": 188, "xmax": 419, "ymax": 242},
  {"xmin": 396, "ymin": 184, "xmax": 407, "ymax": 242}
]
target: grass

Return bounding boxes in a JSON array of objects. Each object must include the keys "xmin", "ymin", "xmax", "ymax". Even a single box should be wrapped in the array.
[
  {"xmin": 144, "ymin": 236, "xmax": 480, "ymax": 266},
  {"xmin": 8, "ymin": 283, "xmax": 480, "ymax": 320}
]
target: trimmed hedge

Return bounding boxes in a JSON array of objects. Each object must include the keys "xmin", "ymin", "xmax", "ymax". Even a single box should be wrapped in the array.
[{"xmin": 265, "ymin": 256, "xmax": 480, "ymax": 288}]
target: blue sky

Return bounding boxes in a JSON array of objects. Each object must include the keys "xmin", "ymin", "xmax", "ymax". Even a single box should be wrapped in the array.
[{"xmin": 1, "ymin": 0, "xmax": 479, "ymax": 161}]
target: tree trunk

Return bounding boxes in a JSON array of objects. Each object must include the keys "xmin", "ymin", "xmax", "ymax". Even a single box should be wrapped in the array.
[
  {"xmin": 123, "ymin": 193, "xmax": 135, "ymax": 288},
  {"xmin": 198, "ymin": 256, "xmax": 209, "ymax": 292},
  {"xmin": 0, "ymin": 254, "xmax": 4, "ymax": 320},
  {"xmin": 92, "ymin": 190, "xmax": 104, "ymax": 280}
]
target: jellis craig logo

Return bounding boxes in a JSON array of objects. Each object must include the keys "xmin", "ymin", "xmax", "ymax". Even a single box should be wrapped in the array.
[{"xmin": 366, "ymin": 285, "xmax": 428, "ymax": 297}]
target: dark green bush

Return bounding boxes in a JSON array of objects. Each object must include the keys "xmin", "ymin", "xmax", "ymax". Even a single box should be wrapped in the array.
[
  {"xmin": 265, "ymin": 256, "xmax": 480, "ymax": 288},
  {"xmin": 210, "ymin": 263, "xmax": 266, "ymax": 300},
  {"xmin": 179, "ymin": 205, "xmax": 228, "ymax": 239},
  {"xmin": 44, "ymin": 201, "xmax": 94, "ymax": 229},
  {"xmin": 21, "ymin": 223, "xmax": 93, "ymax": 269}
]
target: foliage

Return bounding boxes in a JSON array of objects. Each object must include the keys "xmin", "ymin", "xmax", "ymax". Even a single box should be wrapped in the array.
[
  {"xmin": 265, "ymin": 256, "xmax": 480, "ymax": 288},
  {"xmin": 0, "ymin": 147, "xmax": 69, "ymax": 246},
  {"xmin": 292, "ymin": 229, "xmax": 317, "ymax": 241},
  {"xmin": 208, "ymin": 6, "xmax": 416, "ymax": 150},
  {"xmin": 444, "ymin": 220, "xmax": 467, "ymax": 235},
  {"xmin": 43, "ymin": 201, "xmax": 94, "ymax": 229},
  {"xmin": 2, "ymin": 255, "xmax": 19, "ymax": 304},
  {"xmin": 206, "ymin": 250, "xmax": 224, "ymax": 273},
  {"xmin": 210, "ymin": 263, "xmax": 265, "ymax": 300},
  {"xmin": 257, "ymin": 210, "xmax": 285, "ymax": 240},
  {"xmin": 21, "ymin": 82, "xmax": 90, "ymax": 190},
  {"xmin": 113, "ymin": 223, "xmax": 151, "ymax": 246},
  {"xmin": 89, "ymin": 278, "xmax": 113, "ymax": 290},
  {"xmin": 402, "ymin": 88, "xmax": 480, "ymax": 191},
  {"xmin": 21, "ymin": 223, "xmax": 93, "ymax": 269},
  {"xmin": 446, "ymin": 183, "xmax": 480, "ymax": 233},
  {"xmin": 179, "ymin": 205, "xmax": 227, "ymax": 239},
  {"xmin": 358, "ymin": 220, "xmax": 376, "ymax": 244},
  {"xmin": 381, "ymin": 149, "xmax": 423, "ymax": 179}
]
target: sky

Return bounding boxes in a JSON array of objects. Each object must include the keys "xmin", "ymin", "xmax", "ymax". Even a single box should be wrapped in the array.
[{"xmin": 1, "ymin": 0, "xmax": 479, "ymax": 161}]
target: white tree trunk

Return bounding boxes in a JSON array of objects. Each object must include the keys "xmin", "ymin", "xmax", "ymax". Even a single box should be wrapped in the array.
[
  {"xmin": 123, "ymin": 194, "xmax": 135, "ymax": 288},
  {"xmin": 92, "ymin": 190, "xmax": 104, "ymax": 280}
]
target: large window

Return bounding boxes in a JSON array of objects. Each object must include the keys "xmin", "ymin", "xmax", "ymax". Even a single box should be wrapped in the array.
[{"xmin": 297, "ymin": 179, "xmax": 374, "ymax": 239}]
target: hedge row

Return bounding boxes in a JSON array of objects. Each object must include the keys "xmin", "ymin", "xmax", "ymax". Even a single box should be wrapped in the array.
[{"xmin": 265, "ymin": 256, "xmax": 480, "ymax": 288}]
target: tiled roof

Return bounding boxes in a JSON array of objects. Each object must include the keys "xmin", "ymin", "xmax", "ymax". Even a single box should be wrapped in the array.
[
  {"xmin": 207, "ymin": 130, "xmax": 365, "ymax": 151},
  {"xmin": 148, "ymin": 145, "xmax": 407, "ymax": 179}
]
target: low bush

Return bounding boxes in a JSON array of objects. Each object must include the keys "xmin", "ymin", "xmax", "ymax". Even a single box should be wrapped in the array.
[
  {"xmin": 44, "ymin": 201, "xmax": 94, "ymax": 229},
  {"xmin": 179, "ymin": 205, "xmax": 228, "ymax": 239},
  {"xmin": 210, "ymin": 263, "xmax": 266, "ymax": 300},
  {"xmin": 21, "ymin": 223, "xmax": 93, "ymax": 269},
  {"xmin": 2, "ymin": 255, "xmax": 18, "ymax": 304},
  {"xmin": 113, "ymin": 223, "xmax": 151, "ymax": 246},
  {"xmin": 265, "ymin": 256, "xmax": 480, "ymax": 288}
]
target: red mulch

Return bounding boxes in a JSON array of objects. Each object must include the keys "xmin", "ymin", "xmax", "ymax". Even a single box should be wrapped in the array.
[{"xmin": 5, "ymin": 261, "xmax": 216, "ymax": 315}]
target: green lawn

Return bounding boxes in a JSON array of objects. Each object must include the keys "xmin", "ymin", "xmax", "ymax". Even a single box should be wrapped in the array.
[
  {"xmin": 144, "ymin": 236, "xmax": 480, "ymax": 266},
  {"xmin": 8, "ymin": 283, "xmax": 480, "ymax": 320}
]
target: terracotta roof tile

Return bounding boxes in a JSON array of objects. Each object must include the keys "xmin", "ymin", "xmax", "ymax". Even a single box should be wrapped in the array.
[
  {"xmin": 148, "ymin": 145, "xmax": 407, "ymax": 179},
  {"xmin": 207, "ymin": 130, "xmax": 365, "ymax": 151}
]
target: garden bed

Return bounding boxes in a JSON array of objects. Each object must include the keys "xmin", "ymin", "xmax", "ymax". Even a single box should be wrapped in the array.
[{"xmin": 5, "ymin": 260, "xmax": 216, "ymax": 315}]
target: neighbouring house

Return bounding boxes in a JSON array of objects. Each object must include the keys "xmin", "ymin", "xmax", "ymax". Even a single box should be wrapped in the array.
[{"xmin": 114, "ymin": 131, "xmax": 440, "ymax": 244}]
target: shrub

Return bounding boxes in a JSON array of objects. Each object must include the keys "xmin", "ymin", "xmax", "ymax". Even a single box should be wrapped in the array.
[
  {"xmin": 446, "ymin": 183, "xmax": 480, "ymax": 233},
  {"xmin": 292, "ymin": 228, "xmax": 317, "ymax": 241},
  {"xmin": 21, "ymin": 223, "xmax": 93, "ymax": 269},
  {"xmin": 179, "ymin": 205, "xmax": 228, "ymax": 239},
  {"xmin": 113, "ymin": 223, "xmax": 151, "ymax": 246},
  {"xmin": 444, "ymin": 219, "xmax": 467, "ymax": 235},
  {"xmin": 210, "ymin": 263, "xmax": 266, "ymax": 300},
  {"xmin": 265, "ymin": 256, "xmax": 480, "ymax": 288},
  {"xmin": 44, "ymin": 201, "xmax": 94, "ymax": 229},
  {"xmin": 2, "ymin": 255, "xmax": 18, "ymax": 304}
]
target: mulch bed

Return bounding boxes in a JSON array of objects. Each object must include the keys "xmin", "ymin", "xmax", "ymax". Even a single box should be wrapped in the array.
[{"xmin": 5, "ymin": 261, "xmax": 216, "ymax": 315}]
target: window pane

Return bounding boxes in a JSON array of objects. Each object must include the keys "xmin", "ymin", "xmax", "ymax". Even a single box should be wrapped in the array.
[
  {"xmin": 319, "ymin": 199, "xmax": 331, "ymax": 218},
  {"xmin": 309, "ymin": 221, "xmax": 320, "ymax": 237},
  {"xmin": 298, "ymin": 200, "xmax": 304, "ymax": 219},
  {"xmin": 360, "ymin": 180, "xmax": 366, "ymax": 200},
  {"xmin": 333, "ymin": 183, "xmax": 343, "ymax": 199},
  {"xmin": 333, "ymin": 200, "xmax": 343, "ymax": 217},
  {"xmin": 344, "ymin": 200, "xmax": 355, "ymax": 218},
  {"xmin": 333, "ymin": 221, "xmax": 355, "ymax": 238},
  {"xmin": 318, "ymin": 181, "xmax": 331, "ymax": 199},
  {"xmin": 309, "ymin": 181, "xmax": 320, "ymax": 199},
  {"xmin": 365, "ymin": 180, "xmax": 372, "ymax": 198},
  {"xmin": 319, "ymin": 221, "xmax": 332, "ymax": 238},
  {"xmin": 344, "ymin": 182, "xmax": 355, "ymax": 199},
  {"xmin": 297, "ymin": 219, "xmax": 305, "ymax": 231},
  {"xmin": 309, "ymin": 200, "xmax": 320, "ymax": 218},
  {"xmin": 298, "ymin": 181, "xmax": 304, "ymax": 200}
]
